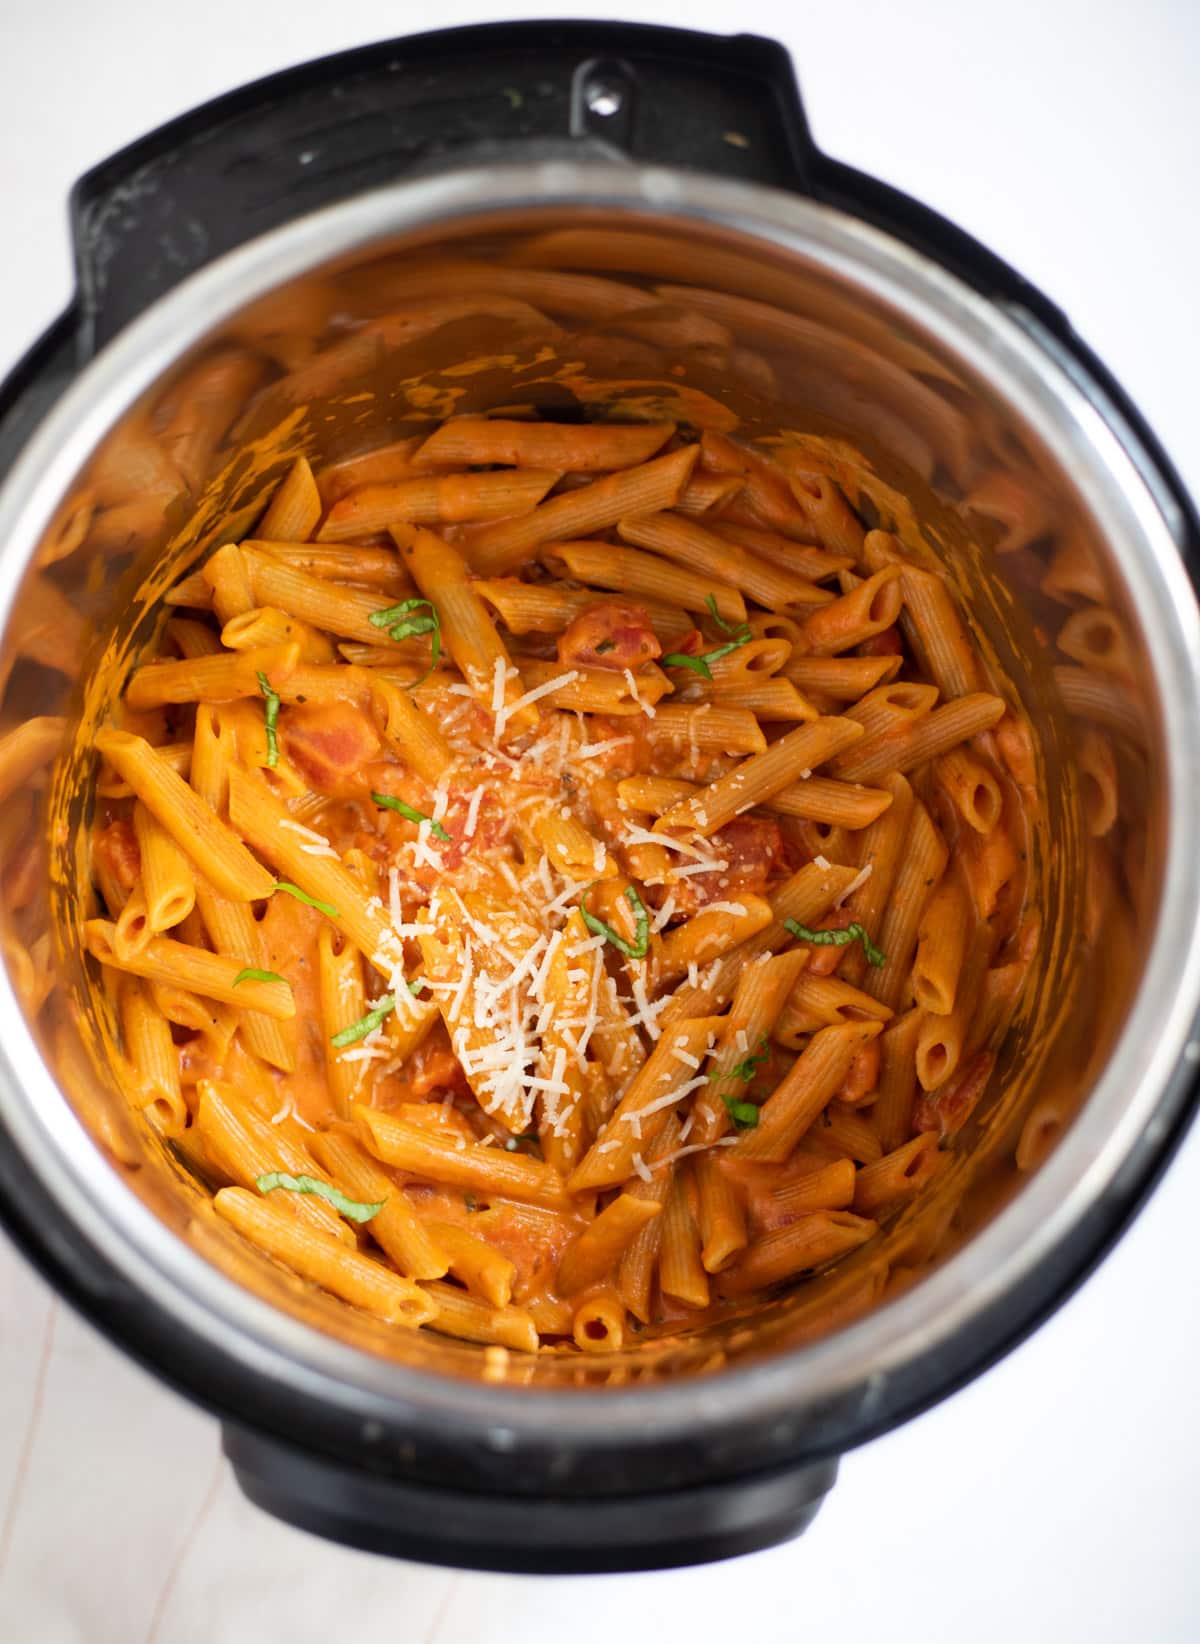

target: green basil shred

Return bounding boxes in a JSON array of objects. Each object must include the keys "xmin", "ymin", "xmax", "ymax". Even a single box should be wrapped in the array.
[
  {"xmin": 709, "ymin": 1033, "xmax": 769, "ymax": 1084},
  {"xmin": 232, "ymin": 967, "xmax": 286, "ymax": 987},
  {"xmin": 721, "ymin": 1093, "xmax": 760, "ymax": 1129},
  {"xmin": 274, "ymin": 882, "xmax": 339, "ymax": 918},
  {"xmin": 371, "ymin": 791, "xmax": 450, "ymax": 841},
  {"xmin": 330, "ymin": 995, "xmax": 397, "ymax": 1048},
  {"xmin": 370, "ymin": 597, "xmax": 441, "ymax": 687},
  {"xmin": 783, "ymin": 917, "xmax": 886, "ymax": 968},
  {"xmin": 256, "ymin": 671, "xmax": 281, "ymax": 768},
  {"xmin": 580, "ymin": 883, "xmax": 650, "ymax": 959},
  {"xmin": 255, "ymin": 1171, "xmax": 385, "ymax": 1224},
  {"xmin": 663, "ymin": 597, "xmax": 754, "ymax": 680}
]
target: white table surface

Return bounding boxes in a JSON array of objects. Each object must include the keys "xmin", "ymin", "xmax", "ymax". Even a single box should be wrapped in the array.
[{"xmin": 1, "ymin": 2, "xmax": 1198, "ymax": 1639}]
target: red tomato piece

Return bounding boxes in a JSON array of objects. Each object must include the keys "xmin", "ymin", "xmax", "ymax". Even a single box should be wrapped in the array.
[
  {"xmin": 556, "ymin": 600, "xmax": 661, "ymax": 672},
  {"xmin": 93, "ymin": 818, "xmax": 141, "ymax": 894},
  {"xmin": 670, "ymin": 815, "xmax": 784, "ymax": 914},
  {"xmin": 281, "ymin": 702, "xmax": 381, "ymax": 794}
]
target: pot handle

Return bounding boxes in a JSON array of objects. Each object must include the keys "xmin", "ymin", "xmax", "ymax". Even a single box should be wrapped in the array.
[
  {"xmin": 223, "ymin": 1421, "xmax": 838, "ymax": 1573},
  {"xmin": 68, "ymin": 22, "xmax": 820, "ymax": 355}
]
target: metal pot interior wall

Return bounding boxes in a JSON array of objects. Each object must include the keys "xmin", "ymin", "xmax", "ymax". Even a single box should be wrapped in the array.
[{"xmin": 0, "ymin": 205, "xmax": 1160, "ymax": 1390}]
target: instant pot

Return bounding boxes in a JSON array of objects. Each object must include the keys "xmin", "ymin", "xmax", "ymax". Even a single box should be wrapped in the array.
[{"xmin": 0, "ymin": 22, "xmax": 1197, "ymax": 1573}]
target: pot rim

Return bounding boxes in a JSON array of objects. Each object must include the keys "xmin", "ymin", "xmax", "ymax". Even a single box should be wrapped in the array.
[{"xmin": 1, "ymin": 158, "xmax": 1198, "ymax": 1449}]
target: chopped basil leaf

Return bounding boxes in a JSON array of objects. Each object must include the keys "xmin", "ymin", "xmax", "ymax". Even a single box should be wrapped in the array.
[
  {"xmin": 662, "ymin": 651, "xmax": 714, "ymax": 680},
  {"xmin": 721, "ymin": 1093, "xmax": 760, "ymax": 1129},
  {"xmin": 232, "ymin": 967, "xmax": 286, "ymax": 987},
  {"xmin": 256, "ymin": 670, "xmax": 280, "ymax": 769},
  {"xmin": 783, "ymin": 917, "xmax": 886, "ymax": 968},
  {"xmin": 255, "ymin": 1171, "xmax": 385, "ymax": 1224},
  {"xmin": 704, "ymin": 593, "xmax": 752, "ymax": 642},
  {"xmin": 274, "ymin": 882, "xmax": 339, "ymax": 918},
  {"xmin": 370, "ymin": 597, "xmax": 441, "ymax": 688},
  {"xmin": 372, "ymin": 791, "xmax": 450, "ymax": 841},
  {"xmin": 594, "ymin": 638, "xmax": 616, "ymax": 654},
  {"xmin": 580, "ymin": 882, "xmax": 650, "ymax": 960},
  {"xmin": 709, "ymin": 1033, "xmax": 769, "ymax": 1084},
  {"xmin": 330, "ymin": 995, "xmax": 397, "ymax": 1048}
]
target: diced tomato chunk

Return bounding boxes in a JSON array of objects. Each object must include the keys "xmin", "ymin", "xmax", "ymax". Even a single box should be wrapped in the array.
[
  {"xmin": 670, "ymin": 815, "xmax": 783, "ymax": 914},
  {"xmin": 557, "ymin": 600, "xmax": 661, "ymax": 672},
  {"xmin": 914, "ymin": 1050, "xmax": 995, "ymax": 1138},
  {"xmin": 834, "ymin": 1038, "xmax": 880, "ymax": 1105},
  {"xmin": 93, "ymin": 818, "xmax": 141, "ymax": 895},
  {"xmin": 281, "ymin": 701, "xmax": 380, "ymax": 794},
  {"xmin": 407, "ymin": 1033, "xmax": 471, "ymax": 1100}
]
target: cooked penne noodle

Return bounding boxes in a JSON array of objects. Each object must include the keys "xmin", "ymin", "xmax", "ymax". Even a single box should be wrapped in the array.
[
  {"xmin": 125, "ymin": 641, "xmax": 299, "ymax": 710},
  {"xmin": 420, "ymin": 1280, "xmax": 539, "ymax": 1352},
  {"xmin": 654, "ymin": 716, "xmax": 864, "ymax": 836},
  {"xmin": 541, "ymin": 539, "xmax": 746, "ymax": 626},
  {"xmin": 571, "ymin": 1288, "xmax": 628, "ymax": 1353},
  {"xmin": 936, "ymin": 745, "xmax": 1004, "ymax": 834},
  {"xmin": 673, "ymin": 675, "xmax": 817, "ymax": 721},
  {"xmin": 251, "ymin": 541, "xmax": 409, "ymax": 590},
  {"xmin": 705, "ymin": 518, "xmax": 853, "ymax": 582},
  {"xmin": 424, "ymin": 1220, "xmax": 516, "ymax": 1306},
  {"xmin": 214, "ymin": 1187, "xmax": 434, "ymax": 1325},
  {"xmin": 781, "ymin": 653, "xmax": 903, "ymax": 700},
  {"xmin": 658, "ymin": 1170, "xmax": 709, "ymax": 1308},
  {"xmin": 96, "ymin": 730, "xmax": 275, "ymax": 902},
  {"xmin": 476, "ymin": 577, "xmax": 689, "ymax": 642},
  {"xmin": 132, "ymin": 802, "xmax": 196, "ymax": 933},
  {"xmin": 722, "ymin": 1211, "xmax": 878, "ymax": 1293},
  {"xmin": 354, "ymin": 1105, "xmax": 572, "ymax": 1210},
  {"xmin": 693, "ymin": 1155, "xmax": 748, "ymax": 1273},
  {"xmin": 221, "ymin": 606, "xmax": 336, "ymax": 665},
  {"xmin": 773, "ymin": 972, "xmax": 893, "ymax": 1047},
  {"xmin": 643, "ymin": 703, "xmax": 767, "ymax": 757},
  {"xmin": 308, "ymin": 1129, "xmax": 449, "ymax": 1282},
  {"xmin": 657, "ymin": 895, "xmax": 774, "ymax": 984},
  {"xmin": 86, "ymin": 920, "xmax": 295, "ymax": 1019},
  {"xmin": 765, "ymin": 1157, "xmax": 857, "ymax": 1219},
  {"xmin": 676, "ymin": 473, "xmax": 744, "ymax": 515},
  {"xmin": 617, "ymin": 512, "xmax": 833, "ymax": 610},
  {"xmin": 557, "ymin": 1193, "xmax": 662, "ymax": 1293},
  {"xmin": 798, "ymin": 566, "xmax": 903, "ymax": 656},
  {"xmin": 862, "ymin": 801, "xmax": 949, "ymax": 1010},
  {"xmin": 852, "ymin": 1132, "xmax": 944, "ymax": 1216},
  {"xmin": 464, "ymin": 445, "xmax": 698, "ymax": 575},
  {"xmin": 317, "ymin": 927, "xmax": 367, "ymax": 1119},
  {"xmin": 394, "ymin": 525, "xmax": 538, "ymax": 739},
  {"xmin": 412, "ymin": 417, "xmax": 674, "ymax": 472},
  {"xmin": 911, "ymin": 874, "xmax": 970, "ymax": 1014},
  {"xmin": 241, "ymin": 546, "xmax": 416, "ymax": 645},
  {"xmin": 833, "ymin": 693, "xmax": 1008, "ymax": 785},
  {"xmin": 315, "ymin": 438, "xmax": 424, "ymax": 503},
  {"xmin": 257, "ymin": 456, "xmax": 322, "ymax": 541},
  {"xmin": 225, "ymin": 766, "xmax": 395, "ymax": 969},
  {"xmin": 318, "ymin": 469, "xmax": 559, "ymax": 540},
  {"xmin": 569, "ymin": 1017, "xmax": 722, "ymax": 1192},
  {"xmin": 872, "ymin": 1007, "xmax": 926, "ymax": 1154},
  {"xmin": 118, "ymin": 976, "xmax": 188, "ymax": 1135},
  {"xmin": 689, "ymin": 950, "xmax": 808, "ymax": 1144},
  {"xmin": 737, "ymin": 1020, "xmax": 884, "ymax": 1163}
]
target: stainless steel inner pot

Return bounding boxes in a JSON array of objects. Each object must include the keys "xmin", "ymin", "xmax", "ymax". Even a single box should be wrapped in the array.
[{"xmin": 0, "ymin": 24, "xmax": 1197, "ymax": 1572}]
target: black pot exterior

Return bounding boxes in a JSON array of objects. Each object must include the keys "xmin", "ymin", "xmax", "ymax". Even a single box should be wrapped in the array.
[{"xmin": 0, "ymin": 21, "xmax": 1198, "ymax": 1573}]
